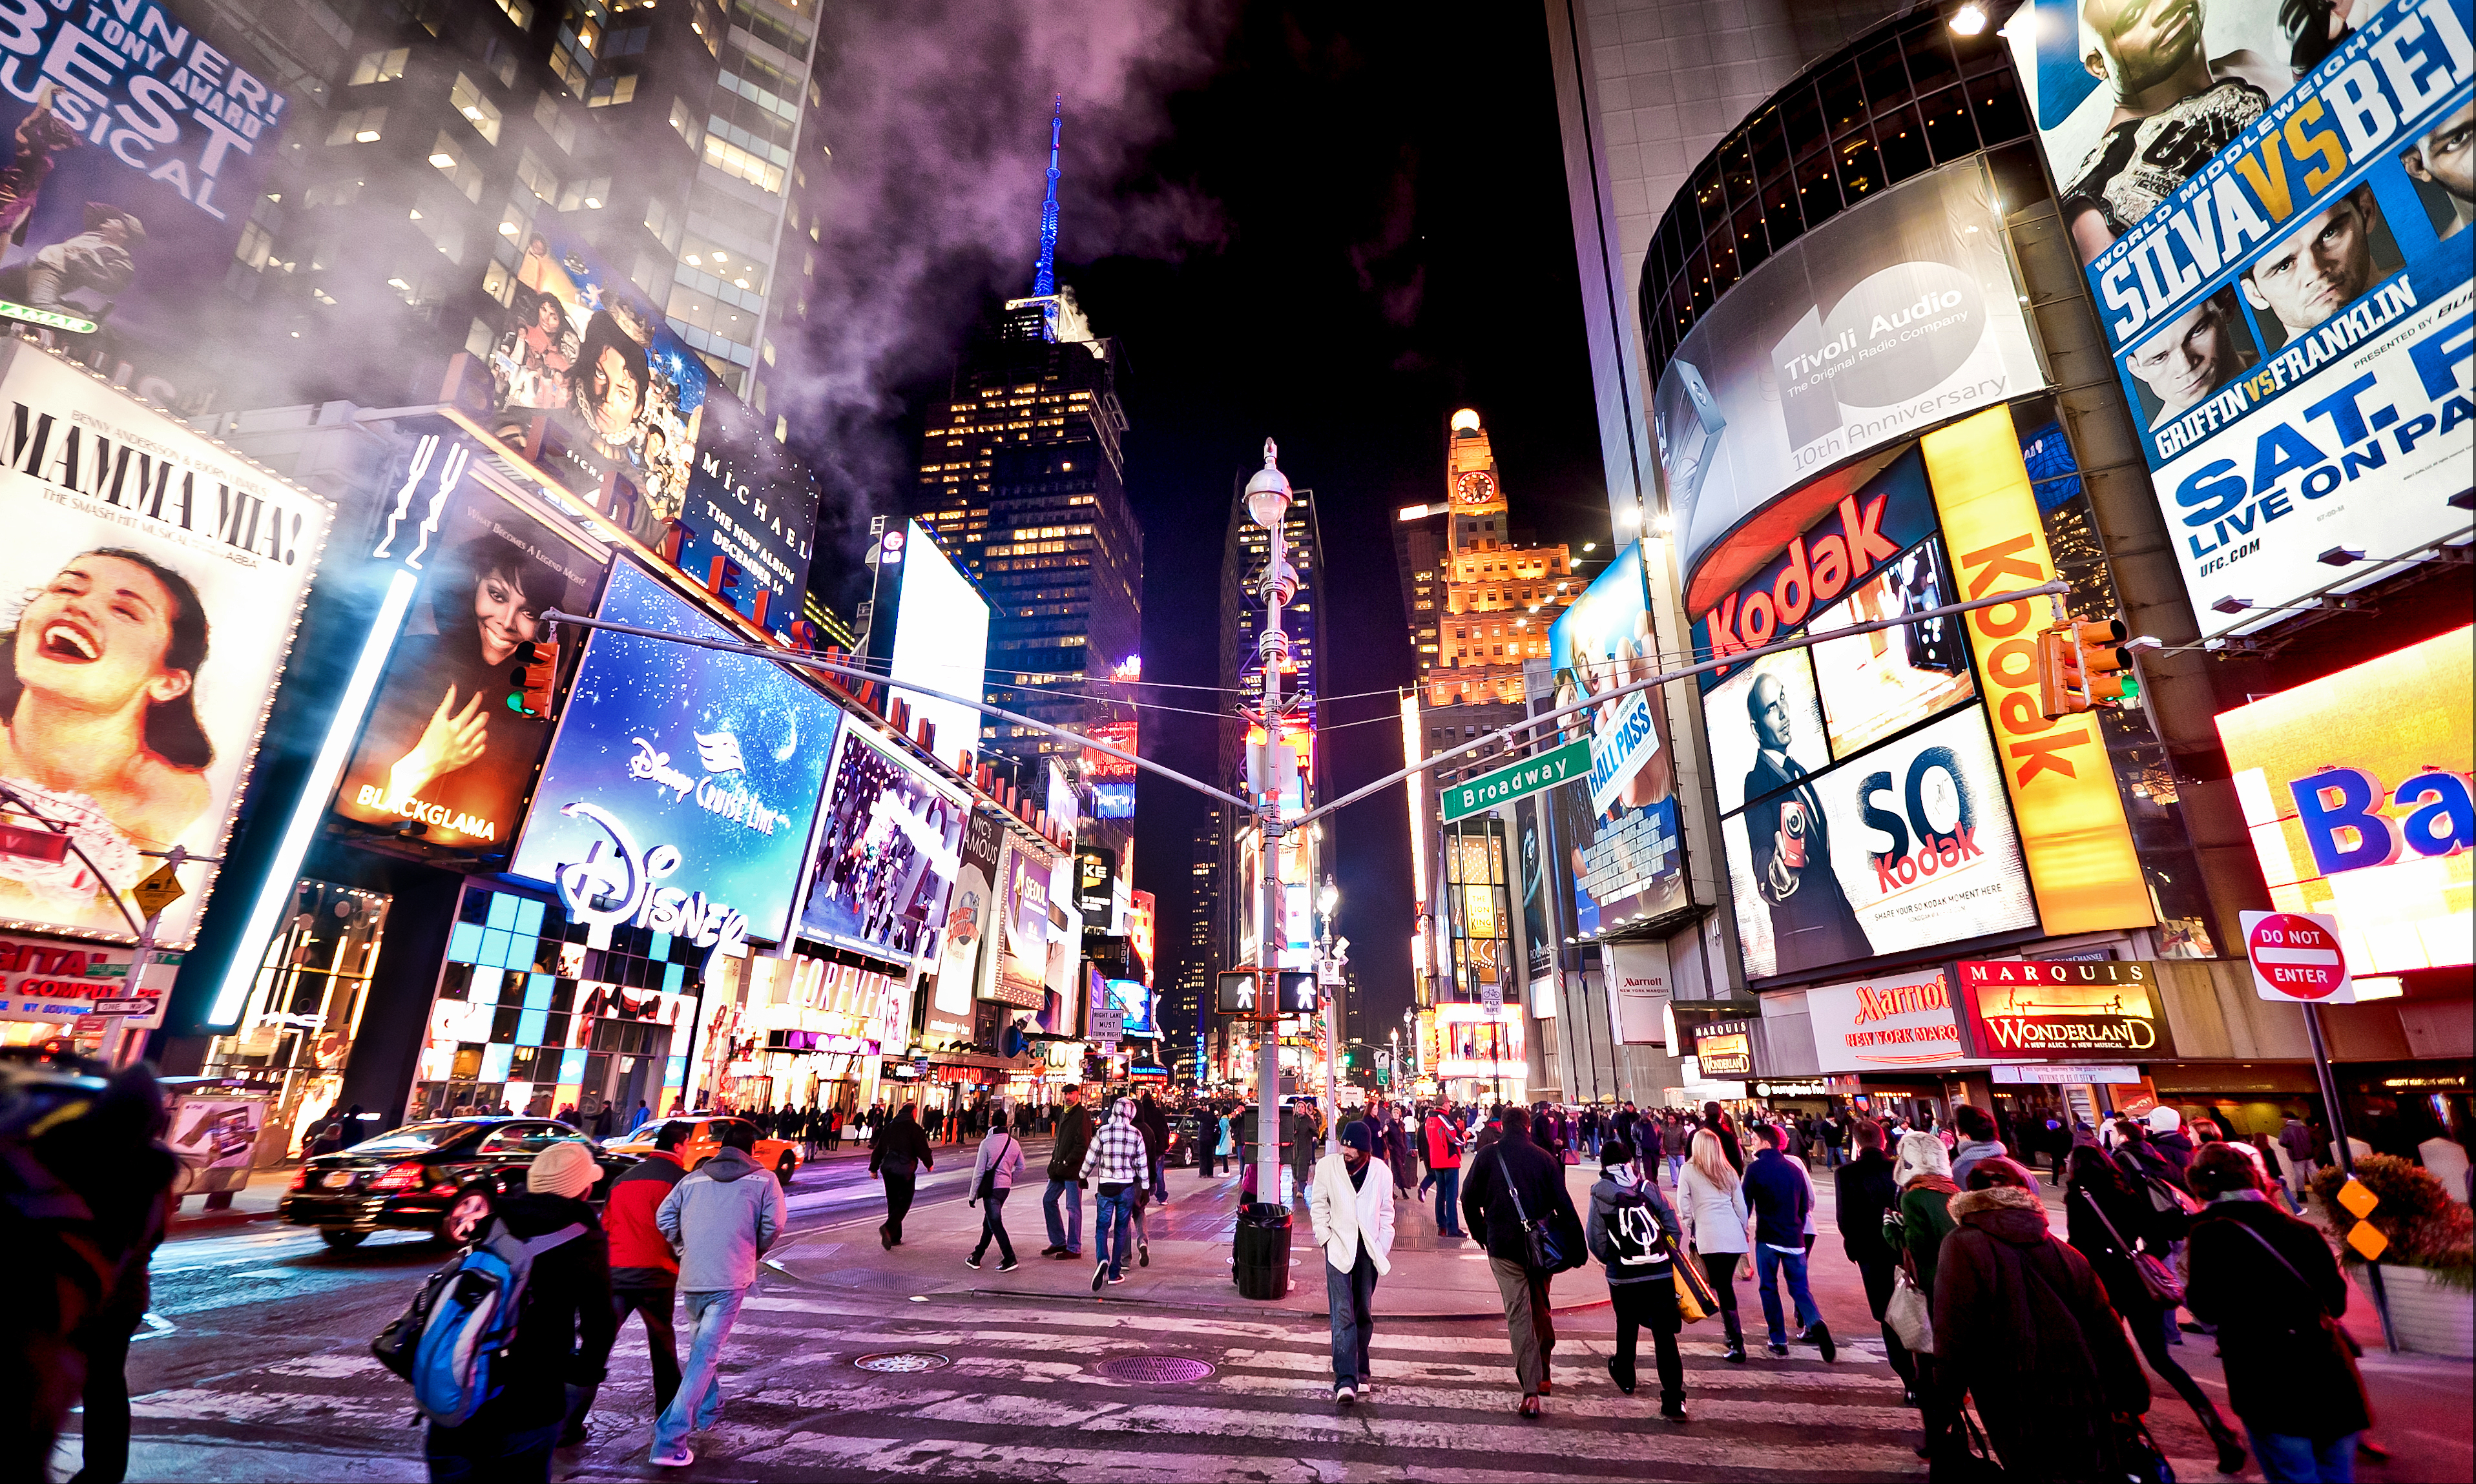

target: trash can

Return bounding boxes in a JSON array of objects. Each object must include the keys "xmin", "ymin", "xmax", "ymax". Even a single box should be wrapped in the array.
[{"xmin": 1233, "ymin": 1201, "xmax": 1292, "ymax": 1300}]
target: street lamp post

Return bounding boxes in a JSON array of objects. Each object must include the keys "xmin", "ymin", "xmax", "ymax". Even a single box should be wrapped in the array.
[{"xmin": 1244, "ymin": 440, "xmax": 1296, "ymax": 1210}]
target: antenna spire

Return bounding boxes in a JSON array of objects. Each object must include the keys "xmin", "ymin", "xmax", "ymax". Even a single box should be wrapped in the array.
[{"xmin": 1032, "ymin": 95, "xmax": 1063, "ymax": 299}]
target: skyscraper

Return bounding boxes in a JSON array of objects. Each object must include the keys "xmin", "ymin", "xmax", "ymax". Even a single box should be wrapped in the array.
[{"xmin": 911, "ymin": 107, "xmax": 1141, "ymax": 774}]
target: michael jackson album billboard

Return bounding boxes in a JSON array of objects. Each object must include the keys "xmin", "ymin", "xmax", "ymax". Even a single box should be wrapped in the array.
[
  {"xmin": 2008, "ymin": 0, "xmax": 2474, "ymax": 639},
  {"xmin": 0, "ymin": 343, "xmax": 331, "ymax": 947}
]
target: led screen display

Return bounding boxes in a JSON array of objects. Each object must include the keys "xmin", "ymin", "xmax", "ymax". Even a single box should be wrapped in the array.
[
  {"xmin": 1702, "ymin": 648, "xmax": 1831, "ymax": 818},
  {"xmin": 510, "ymin": 561, "xmax": 839, "ymax": 950},
  {"xmin": 798, "ymin": 723, "xmax": 968, "ymax": 965},
  {"xmin": 1104, "ymin": 976, "xmax": 1154, "ymax": 1037},
  {"xmin": 887, "ymin": 520, "xmax": 990, "ymax": 765},
  {"xmin": 1545, "ymin": 542, "xmax": 1689, "ymax": 932},
  {"xmin": 1805, "ymin": 537, "xmax": 1975, "ymax": 759},
  {"xmin": 1723, "ymin": 704, "xmax": 2037, "ymax": 981}
]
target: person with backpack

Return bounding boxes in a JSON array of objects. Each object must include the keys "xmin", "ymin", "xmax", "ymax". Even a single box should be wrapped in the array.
[
  {"xmin": 868, "ymin": 1104, "xmax": 933, "ymax": 1250},
  {"xmin": 1042, "ymin": 1086, "xmax": 1092, "ymax": 1260},
  {"xmin": 1461, "ymin": 1105, "xmax": 1580, "ymax": 1416},
  {"xmin": 2183, "ymin": 1142, "xmax": 2372, "ymax": 1482},
  {"xmin": 417, "ymin": 1139, "xmax": 614, "ymax": 1482},
  {"xmin": 567, "ymin": 1120, "xmax": 687, "ymax": 1439},
  {"xmin": 966, "ymin": 1108, "xmax": 1025, "ymax": 1272},
  {"xmin": 1586, "ymin": 1139, "xmax": 1689, "ymax": 1421},
  {"xmin": 2065, "ymin": 1144, "xmax": 2246, "ymax": 1473},
  {"xmin": 649, "ymin": 1122, "xmax": 785, "ymax": 1469},
  {"xmin": 1309, "ymin": 1120, "xmax": 1396, "ymax": 1406}
]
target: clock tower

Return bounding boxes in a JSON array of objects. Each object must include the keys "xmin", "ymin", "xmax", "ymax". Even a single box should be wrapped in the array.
[{"xmin": 1446, "ymin": 407, "xmax": 1508, "ymax": 554}]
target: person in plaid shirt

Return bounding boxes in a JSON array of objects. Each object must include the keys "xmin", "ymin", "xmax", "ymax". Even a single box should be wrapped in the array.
[{"xmin": 1078, "ymin": 1098, "xmax": 1151, "ymax": 1290}]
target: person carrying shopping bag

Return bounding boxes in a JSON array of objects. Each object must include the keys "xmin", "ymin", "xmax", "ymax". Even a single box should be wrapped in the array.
[{"xmin": 966, "ymin": 1108, "xmax": 1026, "ymax": 1273}]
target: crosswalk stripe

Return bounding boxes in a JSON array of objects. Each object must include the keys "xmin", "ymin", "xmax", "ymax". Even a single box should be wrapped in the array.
[{"xmin": 1207, "ymin": 1372, "xmax": 1919, "ymax": 1423}]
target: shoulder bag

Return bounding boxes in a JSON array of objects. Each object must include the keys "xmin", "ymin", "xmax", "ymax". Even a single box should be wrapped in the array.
[
  {"xmin": 1886, "ymin": 1247, "xmax": 1937, "ymax": 1354},
  {"xmin": 2075, "ymin": 1185, "xmax": 2185, "ymax": 1308},
  {"xmin": 1663, "ymin": 1229, "xmax": 1718, "ymax": 1323},
  {"xmin": 1506, "ymin": 1182, "xmax": 1566, "ymax": 1273}
]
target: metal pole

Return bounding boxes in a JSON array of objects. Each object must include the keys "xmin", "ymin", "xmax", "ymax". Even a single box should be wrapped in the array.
[
  {"xmin": 1245, "ymin": 442, "xmax": 1291, "ymax": 1217},
  {"xmin": 2302, "ymin": 1002, "xmax": 2398, "ymax": 1352}
]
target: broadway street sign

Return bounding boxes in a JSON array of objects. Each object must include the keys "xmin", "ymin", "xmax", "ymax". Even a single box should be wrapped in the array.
[{"xmin": 1440, "ymin": 736, "xmax": 1592, "ymax": 824}]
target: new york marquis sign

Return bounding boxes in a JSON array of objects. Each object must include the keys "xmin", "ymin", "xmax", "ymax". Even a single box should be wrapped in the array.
[{"xmin": 1441, "ymin": 736, "xmax": 1593, "ymax": 824}]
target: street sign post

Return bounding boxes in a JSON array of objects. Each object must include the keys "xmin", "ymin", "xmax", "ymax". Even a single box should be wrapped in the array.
[
  {"xmin": 2243, "ymin": 911, "xmax": 2356, "ymax": 1004},
  {"xmin": 1439, "ymin": 736, "xmax": 1592, "ymax": 824},
  {"xmin": 2242, "ymin": 909, "xmax": 2395, "ymax": 1350}
]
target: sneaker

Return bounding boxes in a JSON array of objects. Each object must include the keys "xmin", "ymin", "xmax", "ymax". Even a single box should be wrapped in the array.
[
  {"xmin": 1107, "ymin": 1272, "xmax": 1129, "ymax": 1284},
  {"xmin": 964, "ymin": 1253, "xmax": 983, "ymax": 1270},
  {"xmin": 1357, "ymin": 1381, "xmax": 1375, "ymax": 1400},
  {"xmin": 1139, "ymin": 1242, "xmax": 1150, "ymax": 1268},
  {"xmin": 1335, "ymin": 1385, "xmax": 1356, "ymax": 1407},
  {"xmin": 650, "ymin": 1444, "xmax": 695, "ymax": 1468},
  {"xmin": 1092, "ymin": 1263, "xmax": 1107, "ymax": 1292},
  {"xmin": 997, "ymin": 1259, "xmax": 1020, "ymax": 1273},
  {"xmin": 1607, "ymin": 1355, "xmax": 1634, "ymax": 1396},
  {"xmin": 1767, "ymin": 1344, "xmax": 1790, "ymax": 1359}
]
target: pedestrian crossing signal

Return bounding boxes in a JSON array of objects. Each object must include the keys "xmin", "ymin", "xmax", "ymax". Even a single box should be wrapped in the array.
[{"xmin": 506, "ymin": 639, "xmax": 559, "ymax": 717}]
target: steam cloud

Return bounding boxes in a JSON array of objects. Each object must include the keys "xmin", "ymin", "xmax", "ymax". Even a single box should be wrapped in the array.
[{"xmin": 784, "ymin": 0, "xmax": 1233, "ymax": 609}]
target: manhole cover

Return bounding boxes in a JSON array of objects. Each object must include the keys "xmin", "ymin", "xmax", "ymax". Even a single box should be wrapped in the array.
[
  {"xmin": 853, "ymin": 1352, "xmax": 951, "ymax": 1373},
  {"xmin": 1094, "ymin": 1354, "xmax": 1216, "ymax": 1385}
]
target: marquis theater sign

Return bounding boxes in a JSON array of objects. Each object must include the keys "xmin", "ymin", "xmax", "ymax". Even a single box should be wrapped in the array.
[{"xmin": 1955, "ymin": 959, "xmax": 2174, "ymax": 1059}]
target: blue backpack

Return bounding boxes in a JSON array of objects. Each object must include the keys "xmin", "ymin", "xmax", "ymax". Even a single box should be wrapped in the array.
[{"xmin": 373, "ymin": 1218, "xmax": 583, "ymax": 1427}]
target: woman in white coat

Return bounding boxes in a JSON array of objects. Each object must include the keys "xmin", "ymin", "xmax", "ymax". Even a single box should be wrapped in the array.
[
  {"xmin": 1309, "ymin": 1120, "xmax": 1398, "ymax": 1406},
  {"xmin": 1678, "ymin": 1126, "xmax": 1752, "ymax": 1363}
]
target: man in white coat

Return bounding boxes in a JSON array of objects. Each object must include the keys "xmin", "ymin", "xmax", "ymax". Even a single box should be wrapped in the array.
[{"xmin": 1310, "ymin": 1119, "xmax": 1397, "ymax": 1407}]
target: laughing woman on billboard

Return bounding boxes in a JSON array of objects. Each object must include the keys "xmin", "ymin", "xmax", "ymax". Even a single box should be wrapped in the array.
[{"xmin": 0, "ymin": 548, "xmax": 213, "ymax": 911}]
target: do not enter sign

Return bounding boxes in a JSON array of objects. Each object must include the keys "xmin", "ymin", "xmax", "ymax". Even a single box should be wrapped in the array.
[{"xmin": 2243, "ymin": 911, "xmax": 2356, "ymax": 1004}]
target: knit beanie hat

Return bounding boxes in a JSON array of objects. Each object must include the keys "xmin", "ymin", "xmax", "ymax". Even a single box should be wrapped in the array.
[
  {"xmin": 1340, "ymin": 1120, "xmax": 1375, "ymax": 1155},
  {"xmin": 530, "ymin": 1139, "xmax": 599, "ymax": 1199}
]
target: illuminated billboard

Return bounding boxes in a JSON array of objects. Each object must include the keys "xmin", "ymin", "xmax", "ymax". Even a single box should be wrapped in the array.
[
  {"xmin": 1955, "ymin": 960, "xmax": 2174, "ymax": 1060},
  {"xmin": 2215, "ymin": 626, "xmax": 2473, "ymax": 973},
  {"xmin": 509, "ymin": 561, "xmax": 839, "ymax": 951},
  {"xmin": 1546, "ymin": 543, "xmax": 1689, "ymax": 933},
  {"xmin": 888, "ymin": 521, "xmax": 989, "ymax": 766},
  {"xmin": 2008, "ymin": 0, "xmax": 2474, "ymax": 640},
  {"xmin": 1723, "ymin": 703, "xmax": 2038, "ymax": 981},
  {"xmin": 1653, "ymin": 160, "xmax": 2045, "ymax": 593},
  {"xmin": 0, "ymin": 344, "xmax": 332, "ymax": 949},
  {"xmin": 798, "ymin": 723, "xmax": 968, "ymax": 965},
  {"xmin": 1105, "ymin": 977, "xmax": 1154, "ymax": 1037}
]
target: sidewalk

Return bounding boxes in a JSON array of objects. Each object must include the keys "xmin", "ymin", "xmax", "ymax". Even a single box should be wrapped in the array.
[{"xmin": 762, "ymin": 1155, "xmax": 1618, "ymax": 1320}]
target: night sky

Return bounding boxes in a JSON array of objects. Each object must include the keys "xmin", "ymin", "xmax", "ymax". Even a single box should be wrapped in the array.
[
  {"xmin": 1109, "ymin": 4, "xmax": 1623, "ymax": 1038},
  {"xmin": 882, "ymin": 5, "xmax": 1619, "ymax": 1038}
]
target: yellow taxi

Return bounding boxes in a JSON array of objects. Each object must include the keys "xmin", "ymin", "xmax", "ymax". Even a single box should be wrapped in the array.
[{"xmin": 601, "ymin": 1112, "xmax": 800, "ymax": 1184}]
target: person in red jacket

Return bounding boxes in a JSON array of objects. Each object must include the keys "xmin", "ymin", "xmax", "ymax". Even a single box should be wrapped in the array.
[{"xmin": 570, "ymin": 1120, "xmax": 688, "ymax": 1439}]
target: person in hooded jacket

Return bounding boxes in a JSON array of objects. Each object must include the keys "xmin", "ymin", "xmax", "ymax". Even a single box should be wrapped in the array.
[
  {"xmin": 966, "ymin": 1107, "xmax": 1025, "ymax": 1272},
  {"xmin": 2065, "ymin": 1144, "xmax": 2247, "ymax": 1474},
  {"xmin": 2183, "ymin": 1143, "xmax": 2373, "ymax": 1483},
  {"xmin": 426, "ymin": 1140, "xmax": 616, "ymax": 1483},
  {"xmin": 649, "ymin": 1122, "xmax": 785, "ymax": 1469},
  {"xmin": 1585, "ymin": 1139, "xmax": 1689, "ymax": 1421},
  {"xmin": 868, "ymin": 1104, "xmax": 933, "ymax": 1249},
  {"xmin": 1933, "ymin": 1157, "xmax": 2150, "ymax": 1483},
  {"xmin": 1882, "ymin": 1128, "xmax": 1961, "ymax": 1454},
  {"xmin": 2145, "ymin": 1106, "xmax": 2199, "ymax": 1180}
]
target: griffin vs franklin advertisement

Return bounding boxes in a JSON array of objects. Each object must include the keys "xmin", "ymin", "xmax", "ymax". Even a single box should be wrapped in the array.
[
  {"xmin": 1723, "ymin": 703, "xmax": 2036, "ymax": 981},
  {"xmin": 2008, "ymin": 0, "xmax": 2474, "ymax": 638},
  {"xmin": 0, "ymin": 342, "xmax": 329, "ymax": 947}
]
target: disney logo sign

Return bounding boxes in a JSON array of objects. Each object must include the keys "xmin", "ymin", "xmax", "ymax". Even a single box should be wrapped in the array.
[{"xmin": 550, "ymin": 801, "xmax": 748, "ymax": 962}]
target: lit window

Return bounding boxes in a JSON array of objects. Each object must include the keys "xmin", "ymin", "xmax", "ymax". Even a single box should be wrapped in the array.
[
  {"xmin": 451, "ymin": 74, "xmax": 502, "ymax": 144},
  {"xmin": 326, "ymin": 107, "xmax": 387, "ymax": 144},
  {"xmin": 349, "ymin": 48, "xmax": 409, "ymax": 85}
]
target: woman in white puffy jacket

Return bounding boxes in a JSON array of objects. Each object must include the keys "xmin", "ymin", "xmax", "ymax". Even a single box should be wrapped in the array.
[{"xmin": 1678, "ymin": 1127, "xmax": 1752, "ymax": 1364}]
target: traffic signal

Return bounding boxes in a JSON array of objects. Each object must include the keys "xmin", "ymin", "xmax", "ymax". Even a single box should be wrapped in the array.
[
  {"xmin": 2035, "ymin": 624, "xmax": 2087, "ymax": 718},
  {"xmin": 2076, "ymin": 619, "xmax": 2136, "ymax": 706},
  {"xmin": 506, "ymin": 639, "xmax": 559, "ymax": 717}
]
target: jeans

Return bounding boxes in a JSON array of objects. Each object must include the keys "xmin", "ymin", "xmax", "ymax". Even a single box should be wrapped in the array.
[
  {"xmin": 1609, "ymin": 1274, "xmax": 1684, "ymax": 1402},
  {"xmin": 1430, "ymin": 1166, "xmax": 1464, "ymax": 1234},
  {"xmin": 1094, "ymin": 1188, "xmax": 1136, "ymax": 1279},
  {"xmin": 425, "ymin": 1419, "xmax": 559, "ymax": 1482},
  {"xmin": 1149, "ymin": 1156, "xmax": 1167, "ymax": 1202},
  {"xmin": 1754, "ymin": 1244, "xmax": 1823, "ymax": 1346},
  {"xmin": 1043, "ymin": 1176, "xmax": 1083, "ymax": 1253},
  {"xmin": 650, "ymin": 1288, "xmax": 745, "ymax": 1456},
  {"xmin": 1824, "ymin": 1143, "xmax": 1844, "ymax": 1168},
  {"xmin": 1666, "ymin": 1154, "xmax": 1685, "ymax": 1188},
  {"xmin": 973, "ymin": 1188, "xmax": 1016, "ymax": 1264},
  {"xmin": 2248, "ymin": 1429, "xmax": 2359, "ymax": 1483},
  {"xmin": 568, "ymin": 1285, "xmax": 680, "ymax": 1427},
  {"xmin": 1325, "ymin": 1248, "xmax": 1379, "ymax": 1387},
  {"xmin": 1486, "ymin": 1255, "xmax": 1554, "ymax": 1396}
]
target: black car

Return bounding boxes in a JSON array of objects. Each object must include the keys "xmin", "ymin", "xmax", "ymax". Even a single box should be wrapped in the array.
[{"xmin": 278, "ymin": 1117, "xmax": 627, "ymax": 1250}]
